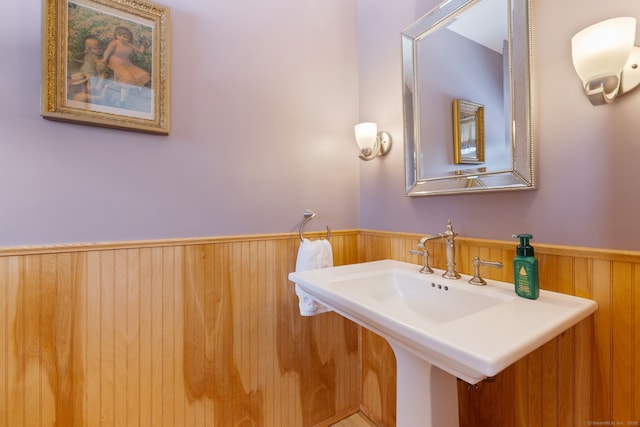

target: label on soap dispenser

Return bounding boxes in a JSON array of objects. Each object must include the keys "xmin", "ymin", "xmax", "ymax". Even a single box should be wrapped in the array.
[{"xmin": 517, "ymin": 265, "xmax": 531, "ymax": 293}]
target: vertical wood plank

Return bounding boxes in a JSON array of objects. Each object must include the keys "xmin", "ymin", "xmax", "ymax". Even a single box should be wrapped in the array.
[
  {"xmin": 488, "ymin": 366, "xmax": 506, "ymax": 427},
  {"xmin": 75, "ymin": 251, "xmax": 88, "ymax": 427},
  {"xmin": 457, "ymin": 242, "xmax": 471, "ymax": 278},
  {"xmin": 231, "ymin": 241, "xmax": 244, "ymax": 426},
  {"xmin": 362, "ymin": 329, "xmax": 385, "ymax": 425},
  {"xmin": 150, "ymin": 247, "xmax": 164, "ymax": 426},
  {"xmin": 162, "ymin": 246, "xmax": 176, "ymax": 427},
  {"xmin": 501, "ymin": 364, "xmax": 517, "ymax": 427},
  {"xmin": 100, "ymin": 250, "xmax": 116, "ymax": 426},
  {"xmin": 574, "ymin": 257, "xmax": 593, "ymax": 425},
  {"xmin": 592, "ymin": 259, "xmax": 613, "ymax": 421},
  {"xmin": 258, "ymin": 240, "xmax": 269, "ymax": 425},
  {"xmin": 634, "ymin": 264, "xmax": 640, "ymax": 424},
  {"xmin": 182, "ymin": 244, "xmax": 195, "ymax": 427},
  {"xmin": 0, "ymin": 257, "xmax": 7, "ymax": 426},
  {"xmin": 503, "ymin": 246, "xmax": 515, "ymax": 284},
  {"xmin": 57, "ymin": 253, "xmax": 87, "ymax": 425},
  {"xmin": 126, "ymin": 249, "xmax": 141, "ymax": 427},
  {"xmin": 183, "ymin": 243, "xmax": 197, "ymax": 427},
  {"xmin": 557, "ymin": 327, "xmax": 575, "ymax": 427},
  {"xmin": 541, "ymin": 339, "xmax": 559, "ymax": 427},
  {"xmin": 527, "ymin": 347, "xmax": 543, "ymax": 427},
  {"xmin": 138, "ymin": 248, "xmax": 152, "ymax": 427},
  {"xmin": 9, "ymin": 257, "xmax": 26, "ymax": 427},
  {"xmin": 556, "ymin": 256, "xmax": 575, "ymax": 427},
  {"xmin": 202, "ymin": 242, "xmax": 216, "ymax": 426},
  {"xmin": 513, "ymin": 358, "xmax": 528, "ymax": 426},
  {"xmin": 173, "ymin": 246, "xmax": 186, "ymax": 427},
  {"xmin": 86, "ymin": 251, "xmax": 101, "ymax": 426},
  {"xmin": 249, "ymin": 240, "xmax": 259, "ymax": 398},
  {"xmin": 288, "ymin": 235, "xmax": 299, "ymax": 426},
  {"xmin": 495, "ymin": 247, "xmax": 511, "ymax": 282},
  {"xmin": 114, "ymin": 250, "xmax": 128, "ymax": 427},
  {"xmin": 5, "ymin": 256, "xmax": 25, "ymax": 426},
  {"xmin": 612, "ymin": 261, "xmax": 633, "ymax": 423},
  {"xmin": 273, "ymin": 238, "xmax": 287, "ymax": 427},
  {"xmin": 263, "ymin": 238, "xmax": 276, "ymax": 416},
  {"xmin": 41, "ymin": 253, "xmax": 59, "ymax": 427},
  {"xmin": 22, "ymin": 255, "xmax": 42, "ymax": 427},
  {"xmin": 457, "ymin": 381, "xmax": 471, "ymax": 427}
]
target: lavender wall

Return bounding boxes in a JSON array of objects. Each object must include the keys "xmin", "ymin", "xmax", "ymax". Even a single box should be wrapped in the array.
[
  {"xmin": 0, "ymin": 0, "xmax": 360, "ymax": 246},
  {"xmin": 358, "ymin": 0, "xmax": 640, "ymax": 251},
  {"xmin": 3, "ymin": 0, "xmax": 639, "ymax": 251}
]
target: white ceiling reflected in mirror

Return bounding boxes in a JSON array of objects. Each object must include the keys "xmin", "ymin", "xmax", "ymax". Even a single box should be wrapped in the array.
[{"xmin": 402, "ymin": 0, "xmax": 535, "ymax": 196}]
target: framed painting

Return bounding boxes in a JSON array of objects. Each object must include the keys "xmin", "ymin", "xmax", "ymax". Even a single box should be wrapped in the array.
[
  {"xmin": 41, "ymin": 0, "xmax": 170, "ymax": 134},
  {"xmin": 452, "ymin": 99, "xmax": 485, "ymax": 164}
]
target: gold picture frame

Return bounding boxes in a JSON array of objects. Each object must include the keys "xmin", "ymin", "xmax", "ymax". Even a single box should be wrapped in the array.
[
  {"xmin": 41, "ymin": 0, "xmax": 170, "ymax": 134},
  {"xmin": 453, "ymin": 99, "xmax": 484, "ymax": 164}
]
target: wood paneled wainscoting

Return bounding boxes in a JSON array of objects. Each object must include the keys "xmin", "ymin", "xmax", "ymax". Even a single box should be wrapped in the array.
[
  {"xmin": 0, "ymin": 231, "xmax": 362, "ymax": 427},
  {"xmin": 358, "ymin": 230, "xmax": 640, "ymax": 427},
  {"xmin": 2, "ymin": 230, "xmax": 639, "ymax": 426}
]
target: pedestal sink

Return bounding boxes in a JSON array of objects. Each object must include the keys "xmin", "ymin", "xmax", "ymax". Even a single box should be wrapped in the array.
[{"xmin": 289, "ymin": 260, "xmax": 598, "ymax": 427}]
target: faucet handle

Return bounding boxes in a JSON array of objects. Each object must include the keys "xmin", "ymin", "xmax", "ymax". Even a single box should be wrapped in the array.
[
  {"xmin": 409, "ymin": 249, "xmax": 434, "ymax": 274},
  {"xmin": 469, "ymin": 256, "xmax": 503, "ymax": 286}
]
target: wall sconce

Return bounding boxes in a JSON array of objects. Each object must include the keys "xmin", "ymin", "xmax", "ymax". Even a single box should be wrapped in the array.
[
  {"xmin": 354, "ymin": 122, "xmax": 392, "ymax": 161},
  {"xmin": 571, "ymin": 17, "xmax": 640, "ymax": 105}
]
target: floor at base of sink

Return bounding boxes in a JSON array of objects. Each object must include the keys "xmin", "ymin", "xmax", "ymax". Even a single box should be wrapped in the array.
[{"xmin": 331, "ymin": 411, "xmax": 377, "ymax": 427}]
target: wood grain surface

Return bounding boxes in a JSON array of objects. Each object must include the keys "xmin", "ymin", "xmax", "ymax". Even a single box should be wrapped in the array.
[{"xmin": 1, "ymin": 230, "xmax": 638, "ymax": 426}]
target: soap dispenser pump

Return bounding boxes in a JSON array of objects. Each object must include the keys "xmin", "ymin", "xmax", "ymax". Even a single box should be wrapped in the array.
[{"xmin": 513, "ymin": 234, "xmax": 539, "ymax": 299}]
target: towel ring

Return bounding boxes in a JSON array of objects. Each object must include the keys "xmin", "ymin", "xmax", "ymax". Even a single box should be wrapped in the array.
[{"xmin": 299, "ymin": 210, "xmax": 331, "ymax": 241}]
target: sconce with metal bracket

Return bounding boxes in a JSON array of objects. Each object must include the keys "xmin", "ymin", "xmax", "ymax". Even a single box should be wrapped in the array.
[
  {"xmin": 572, "ymin": 17, "xmax": 640, "ymax": 105},
  {"xmin": 354, "ymin": 122, "xmax": 392, "ymax": 161}
]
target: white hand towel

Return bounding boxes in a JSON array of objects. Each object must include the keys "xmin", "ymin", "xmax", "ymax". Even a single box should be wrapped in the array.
[{"xmin": 294, "ymin": 238, "xmax": 333, "ymax": 316}]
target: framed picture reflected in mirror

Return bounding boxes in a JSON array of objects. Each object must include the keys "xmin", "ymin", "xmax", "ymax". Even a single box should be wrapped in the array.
[{"xmin": 453, "ymin": 99, "xmax": 485, "ymax": 164}]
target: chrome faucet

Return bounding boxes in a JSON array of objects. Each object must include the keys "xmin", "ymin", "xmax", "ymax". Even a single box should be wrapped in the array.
[
  {"xmin": 409, "ymin": 234, "xmax": 441, "ymax": 273},
  {"xmin": 440, "ymin": 220, "xmax": 461, "ymax": 279}
]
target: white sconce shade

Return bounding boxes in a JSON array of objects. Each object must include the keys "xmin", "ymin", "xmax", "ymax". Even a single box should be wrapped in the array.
[
  {"xmin": 571, "ymin": 17, "xmax": 640, "ymax": 105},
  {"xmin": 354, "ymin": 122, "xmax": 378, "ymax": 151},
  {"xmin": 354, "ymin": 122, "xmax": 392, "ymax": 161}
]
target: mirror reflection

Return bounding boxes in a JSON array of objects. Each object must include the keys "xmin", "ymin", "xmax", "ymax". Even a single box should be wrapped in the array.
[
  {"xmin": 402, "ymin": 0, "xmax": 535, "ymax": 196},
  {"xmin": 453, "ymin": 99, "xmax": 485, "ymax": 165}
]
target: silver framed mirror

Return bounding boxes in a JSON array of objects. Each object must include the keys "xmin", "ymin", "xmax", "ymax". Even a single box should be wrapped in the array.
[{"xmin": 402, "ymin": 0, "xmax": 535, "ymax": 196}]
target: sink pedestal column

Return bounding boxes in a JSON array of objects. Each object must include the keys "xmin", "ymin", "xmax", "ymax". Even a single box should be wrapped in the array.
[{"xmin": 390, "ymin": 343, "xmax": 460, "ymax": 427}]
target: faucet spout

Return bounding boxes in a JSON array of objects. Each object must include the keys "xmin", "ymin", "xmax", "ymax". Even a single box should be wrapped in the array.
[
  {"xmin": 418, "ymin": 234, "xmax": 442, "ymax": 248},
  {"xmin": 440, "ymin": 220, "xmax": 461, "ymax": 279},
  {"xmin": 411, "ymin": 234, "xmax": 441, "ymax": 274}
]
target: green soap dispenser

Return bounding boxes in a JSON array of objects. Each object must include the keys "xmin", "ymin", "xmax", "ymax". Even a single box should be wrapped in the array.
[{"xmin": 513, "ymin": 234, "xmax": 539, "ymax": 299}]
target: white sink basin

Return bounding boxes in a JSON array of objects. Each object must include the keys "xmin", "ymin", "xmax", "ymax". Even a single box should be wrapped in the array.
[
  {"xmin": 329, "ymin": 269, "xmax": 511, "ymax": 325},
  {"xmin": 290, "ymin": 259, "xmax": 597, "ymax": 382},
  {"xmin": 289, "ymin": 260, "xmax": 598, "ymax": 426}
]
